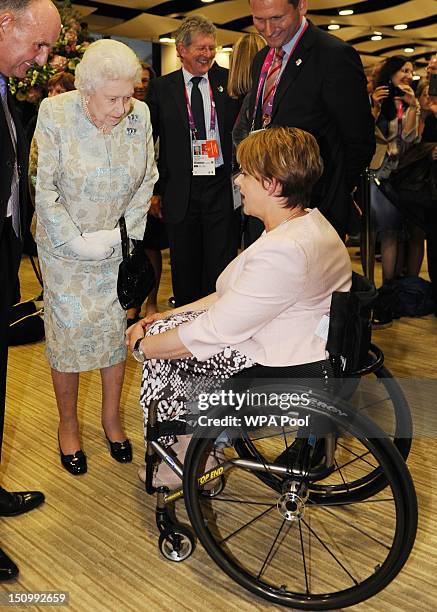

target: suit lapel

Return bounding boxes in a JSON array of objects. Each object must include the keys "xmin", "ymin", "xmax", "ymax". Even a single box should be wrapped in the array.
[
  {"xmin": 170, "ymin": 70, "xmax": 190, "ymax": 134},
  {"xmin": 0, "ymin": 102, "xmax": 14, "ymax": 209},
  {"xmin": 271, "ymin": 22, "xmax": 316, "ymax": 119}
]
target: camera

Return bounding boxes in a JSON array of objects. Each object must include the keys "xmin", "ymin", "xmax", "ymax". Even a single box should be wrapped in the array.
[{"xmin": 388, "ymin": 82, "xmax": 406, "ymax": 98}]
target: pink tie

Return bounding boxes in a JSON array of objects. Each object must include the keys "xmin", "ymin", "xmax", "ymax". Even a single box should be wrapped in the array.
[{"xmin": 262, "ymin": 48, "xmax": 285, "ymax": 121}]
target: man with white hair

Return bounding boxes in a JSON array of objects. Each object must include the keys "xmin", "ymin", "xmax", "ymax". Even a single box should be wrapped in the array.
[
  {"xmin": 147, "ymin": 15, "xmax": 240, "ymax": 307},
  {"xmin": 0, "ymin": 0, "xmax": 60, "ymax": 580}
]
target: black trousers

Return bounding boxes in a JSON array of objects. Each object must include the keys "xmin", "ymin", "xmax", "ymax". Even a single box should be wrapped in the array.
[
  {"xmin": 0, "ymin": 219, "xmax": 22, "ymax": 458},
  {"xmin": 425, "ymin": 208, "xmax": 437, "ymax": 304},
  {"xmin": 166, "ymin": 169, "xmax": 240, "ymax": 307}
]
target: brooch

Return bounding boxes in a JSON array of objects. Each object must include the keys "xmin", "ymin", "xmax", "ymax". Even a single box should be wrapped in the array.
[
  {"xmin": 128, "ymin": 113, "xmax": 139, "ymax": 123},
  {"xmin": 127, "ymin": 127, "xmax": 137, "ymax": 136},
  {"xmin": 295, "ymin": 59, "xmax": 302, "ymax": 66},
  {"xmin": 217, "ymin": 85, "xmax": 223, "ymax": 93}
]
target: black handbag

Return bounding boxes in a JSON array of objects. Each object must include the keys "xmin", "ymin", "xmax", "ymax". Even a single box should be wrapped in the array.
[
  {"xmin": 9, "ymin": 301, "xmax": 45, "ymax": 346},
  {"xmin": 117, "ymin": 216, "xmax": 155, "ymax": 310}
]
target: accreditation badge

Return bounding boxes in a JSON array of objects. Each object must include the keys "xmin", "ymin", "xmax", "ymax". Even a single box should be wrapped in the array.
[{"xmin": 192, "ymin": 139, "xmax": 216, "ymax": 176}]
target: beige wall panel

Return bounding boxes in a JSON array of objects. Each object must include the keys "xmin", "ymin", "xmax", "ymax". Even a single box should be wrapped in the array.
[{"xmin": 104, "ymin": 14, "xmax": 182, "ymax": 40}]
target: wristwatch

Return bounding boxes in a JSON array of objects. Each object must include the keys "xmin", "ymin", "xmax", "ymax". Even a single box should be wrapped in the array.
[{"xmin": 132, "ymin": 336, "xmax": 147, "ymax": 363}]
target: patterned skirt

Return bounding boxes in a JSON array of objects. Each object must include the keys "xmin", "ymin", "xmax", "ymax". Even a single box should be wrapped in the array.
[{"xmin": 139, "ymin": 311, "xmax": 255, "ymax": 444}]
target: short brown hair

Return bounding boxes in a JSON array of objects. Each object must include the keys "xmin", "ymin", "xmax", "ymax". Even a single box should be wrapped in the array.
[{"xmin": 236, "ymin": 127, "xmax": 323, "ymax": 208}]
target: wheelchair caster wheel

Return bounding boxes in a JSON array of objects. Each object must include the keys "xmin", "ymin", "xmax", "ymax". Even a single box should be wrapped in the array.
[
  {"xmin": 200, "ymin": 476, "xmax": 225, "ymax": 498},
  {"xmin": 158, "ymin": 526, "xmax": 195, "ymax": 562}
]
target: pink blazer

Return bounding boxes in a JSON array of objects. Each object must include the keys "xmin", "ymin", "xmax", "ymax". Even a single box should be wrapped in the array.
[{"xmin": 178, "ymin": 209, "xmax": 352, "ymax": 367}]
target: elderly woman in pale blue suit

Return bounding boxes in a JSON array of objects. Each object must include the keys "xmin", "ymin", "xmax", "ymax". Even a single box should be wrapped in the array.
[{"xmin": 35, "ymin": 39, "xmax": 158, "ymax": 475}]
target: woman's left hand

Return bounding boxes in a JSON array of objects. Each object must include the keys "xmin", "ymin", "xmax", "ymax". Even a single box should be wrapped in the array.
[{"xmin": 125, "ymin": 319, "xmax": 147, "ymax": 351}]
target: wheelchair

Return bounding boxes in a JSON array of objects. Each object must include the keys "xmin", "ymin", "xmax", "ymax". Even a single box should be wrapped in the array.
[{"xmin": 142, "ymin": 273, "xmax": 417, "ymax": 610}]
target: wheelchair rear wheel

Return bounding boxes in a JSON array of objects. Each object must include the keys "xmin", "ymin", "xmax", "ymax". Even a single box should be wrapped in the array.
[{"xmin": 183, "ymin": 400, "xmax": 417, "ymax": 610}]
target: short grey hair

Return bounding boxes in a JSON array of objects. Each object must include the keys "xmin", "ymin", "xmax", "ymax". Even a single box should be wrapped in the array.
[
  {"xmin": 175, "ymin": 15, "xmax": 216, "ymax": 48},
  {"xmin": 0, "ymin": 0, "xmax": 32, "ymax": 13},
  {"xmin": 75, "ymin": 39, "xmax": 141, "ymax": 94}
]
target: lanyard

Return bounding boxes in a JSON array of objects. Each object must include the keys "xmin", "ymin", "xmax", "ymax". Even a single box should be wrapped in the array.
[
  {"xmin": 395, "ymin": 99, "xmax": 405, "ymax": 139},
  {"xmin": 251, "ymin": 19, "xmax": 308, "ymax": 130},
  {"xmin": 184, "ymin": 80, "xmax": 216, "ymax": 137}
]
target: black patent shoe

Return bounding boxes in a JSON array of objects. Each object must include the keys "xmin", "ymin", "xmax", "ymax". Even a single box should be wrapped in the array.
[
  {"xmin": 0, "ymin": 548, "xmax": 18, "ymax": 581},
  {"xmin": 0, "ymin": 487, "xmax": 44, "ymax": 517},
  {"xmin": 106, "ymin": 436, "xmax": 132, "ymax": 463},
  {"xmin": 59, "ymin": 447, "xmax": 87, "ymax": 475}
]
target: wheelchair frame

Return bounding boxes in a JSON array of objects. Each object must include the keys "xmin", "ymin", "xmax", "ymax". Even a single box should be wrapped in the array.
[{"xmin": 141, "ymin": 274, "xmax": 417, "ymax": 609}]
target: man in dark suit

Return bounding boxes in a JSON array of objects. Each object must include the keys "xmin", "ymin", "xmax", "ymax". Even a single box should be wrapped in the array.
[
  {"xmin": 244, "ymin": 0, "xmax": 375, "ymax": 244},
  {"xmin": 147, "ymin": 15, "xmax": 240, "ymax": 307},
  {"xmin": 0, "ymin": 0, "xmax": 60, "ymax": 580}
]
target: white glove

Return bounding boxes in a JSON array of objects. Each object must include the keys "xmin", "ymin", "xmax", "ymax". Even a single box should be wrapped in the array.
[
  {"xmin": 68, "ymin": 234, "xmax": 113, "ymax": 260},
  {"xmin": 83, "ymin": 228, "xmax": 120, "ymax": 249}
]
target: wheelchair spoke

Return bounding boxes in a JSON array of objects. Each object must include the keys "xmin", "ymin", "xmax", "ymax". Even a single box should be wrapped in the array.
[
  {"xmin": 218, "ymin": 505, "xmax": 275, "ymax": 545},
  {"xmin": 298, "ymin": 521, "xmax": 310, "ymax": 595},
  {"xmin": 356, "ymin": 395, "xmax": 390, "ymax": 414},
  {"xmin": 301, "ymin": 518, "xmax": 358, "ymax": 586},
  {"xmin": 307, "ymin": 497, "xmax": 394, "ymax": 507},
  {"xmin": 334, "ymin": 444, "xmax": 377, "ymax": 471},
  {"xmin": 206, "ymin": 497, "xmax": 274, "ymax": 506},
  {"xmin": 306, "ymin": 502, "xmax": 392, "ymax": 549},
  {"xmin": 257, "ymin": 518, "xmax": 287, "ymax": 580},
  {"xmin": 334, "ymin": 457, "xmax": 348, "ymax": 488},
  {"xmin": 281, "ymin": 427, "xmax": 290, "ymax": 470}
]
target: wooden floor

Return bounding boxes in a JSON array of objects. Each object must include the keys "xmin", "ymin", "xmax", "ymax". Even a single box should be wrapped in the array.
[{"xmin": 1, "ymin": 248, "xmax": 436, "ymax": 611}]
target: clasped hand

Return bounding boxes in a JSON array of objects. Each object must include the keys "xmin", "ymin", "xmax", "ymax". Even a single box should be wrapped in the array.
[
  {"xmin": 68, "ymin": 228, "xmax": 120, "ymax": 260},
  {"xmin": 125, "ymin": 310, "xmax": 172, "ymax": 352}
]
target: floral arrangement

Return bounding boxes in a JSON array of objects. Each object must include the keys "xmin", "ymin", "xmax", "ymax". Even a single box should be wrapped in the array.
[{"xmin": 9, "ymin": 0, "xmax": 93, "ymax": 104}]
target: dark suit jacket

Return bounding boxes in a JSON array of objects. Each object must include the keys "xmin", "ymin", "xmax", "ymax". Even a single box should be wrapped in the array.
[
  {"xmin": 0, "ymin": 88, "xmax": 28, "ymax": 245},
  {"xmin": 248, "ymin": 21, "xmax": 375, "ymax": 237},
  {"xmin": 146, "ymin": 62, "xmax": 240, "ymax": 224}
]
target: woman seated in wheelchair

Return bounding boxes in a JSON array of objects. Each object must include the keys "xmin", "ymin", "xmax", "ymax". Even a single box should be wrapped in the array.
[{"xmin": 126, "ymin": 127, "xmax": 352, "ymax": 488}]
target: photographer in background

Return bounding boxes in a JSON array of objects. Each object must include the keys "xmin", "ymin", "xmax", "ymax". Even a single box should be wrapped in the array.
[{"xmin": 369, "ymin": 56, "xmax": 420, "ymax": 327}]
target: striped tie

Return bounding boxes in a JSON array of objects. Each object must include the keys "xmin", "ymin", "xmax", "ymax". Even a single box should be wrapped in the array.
[{"xmin": 262, "ymin": 48, "xmax": 285, "ymax": 120}]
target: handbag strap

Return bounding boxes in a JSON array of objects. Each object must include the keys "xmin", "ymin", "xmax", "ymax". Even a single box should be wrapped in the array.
[{"xmin": 119, "ymin": 216, "xmax": 129, "ymax": 261}]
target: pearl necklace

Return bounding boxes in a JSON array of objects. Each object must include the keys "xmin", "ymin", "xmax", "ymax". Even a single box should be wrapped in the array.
[{"xmin": 81, "ymin": 96, "xmax": 112, "ymax": 135}]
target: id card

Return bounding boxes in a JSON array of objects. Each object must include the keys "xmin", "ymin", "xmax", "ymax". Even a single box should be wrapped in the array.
[
  {"xmin": 231, "ymin": 172, "xmax": 242, "ymax": 210},
  {"xmin": 314, "ymin": 314, "xmax": 330, "ymax": 341},
  {"xmin": 192, "ymin": 139, "xmax": 216, "ymax": 176}
]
